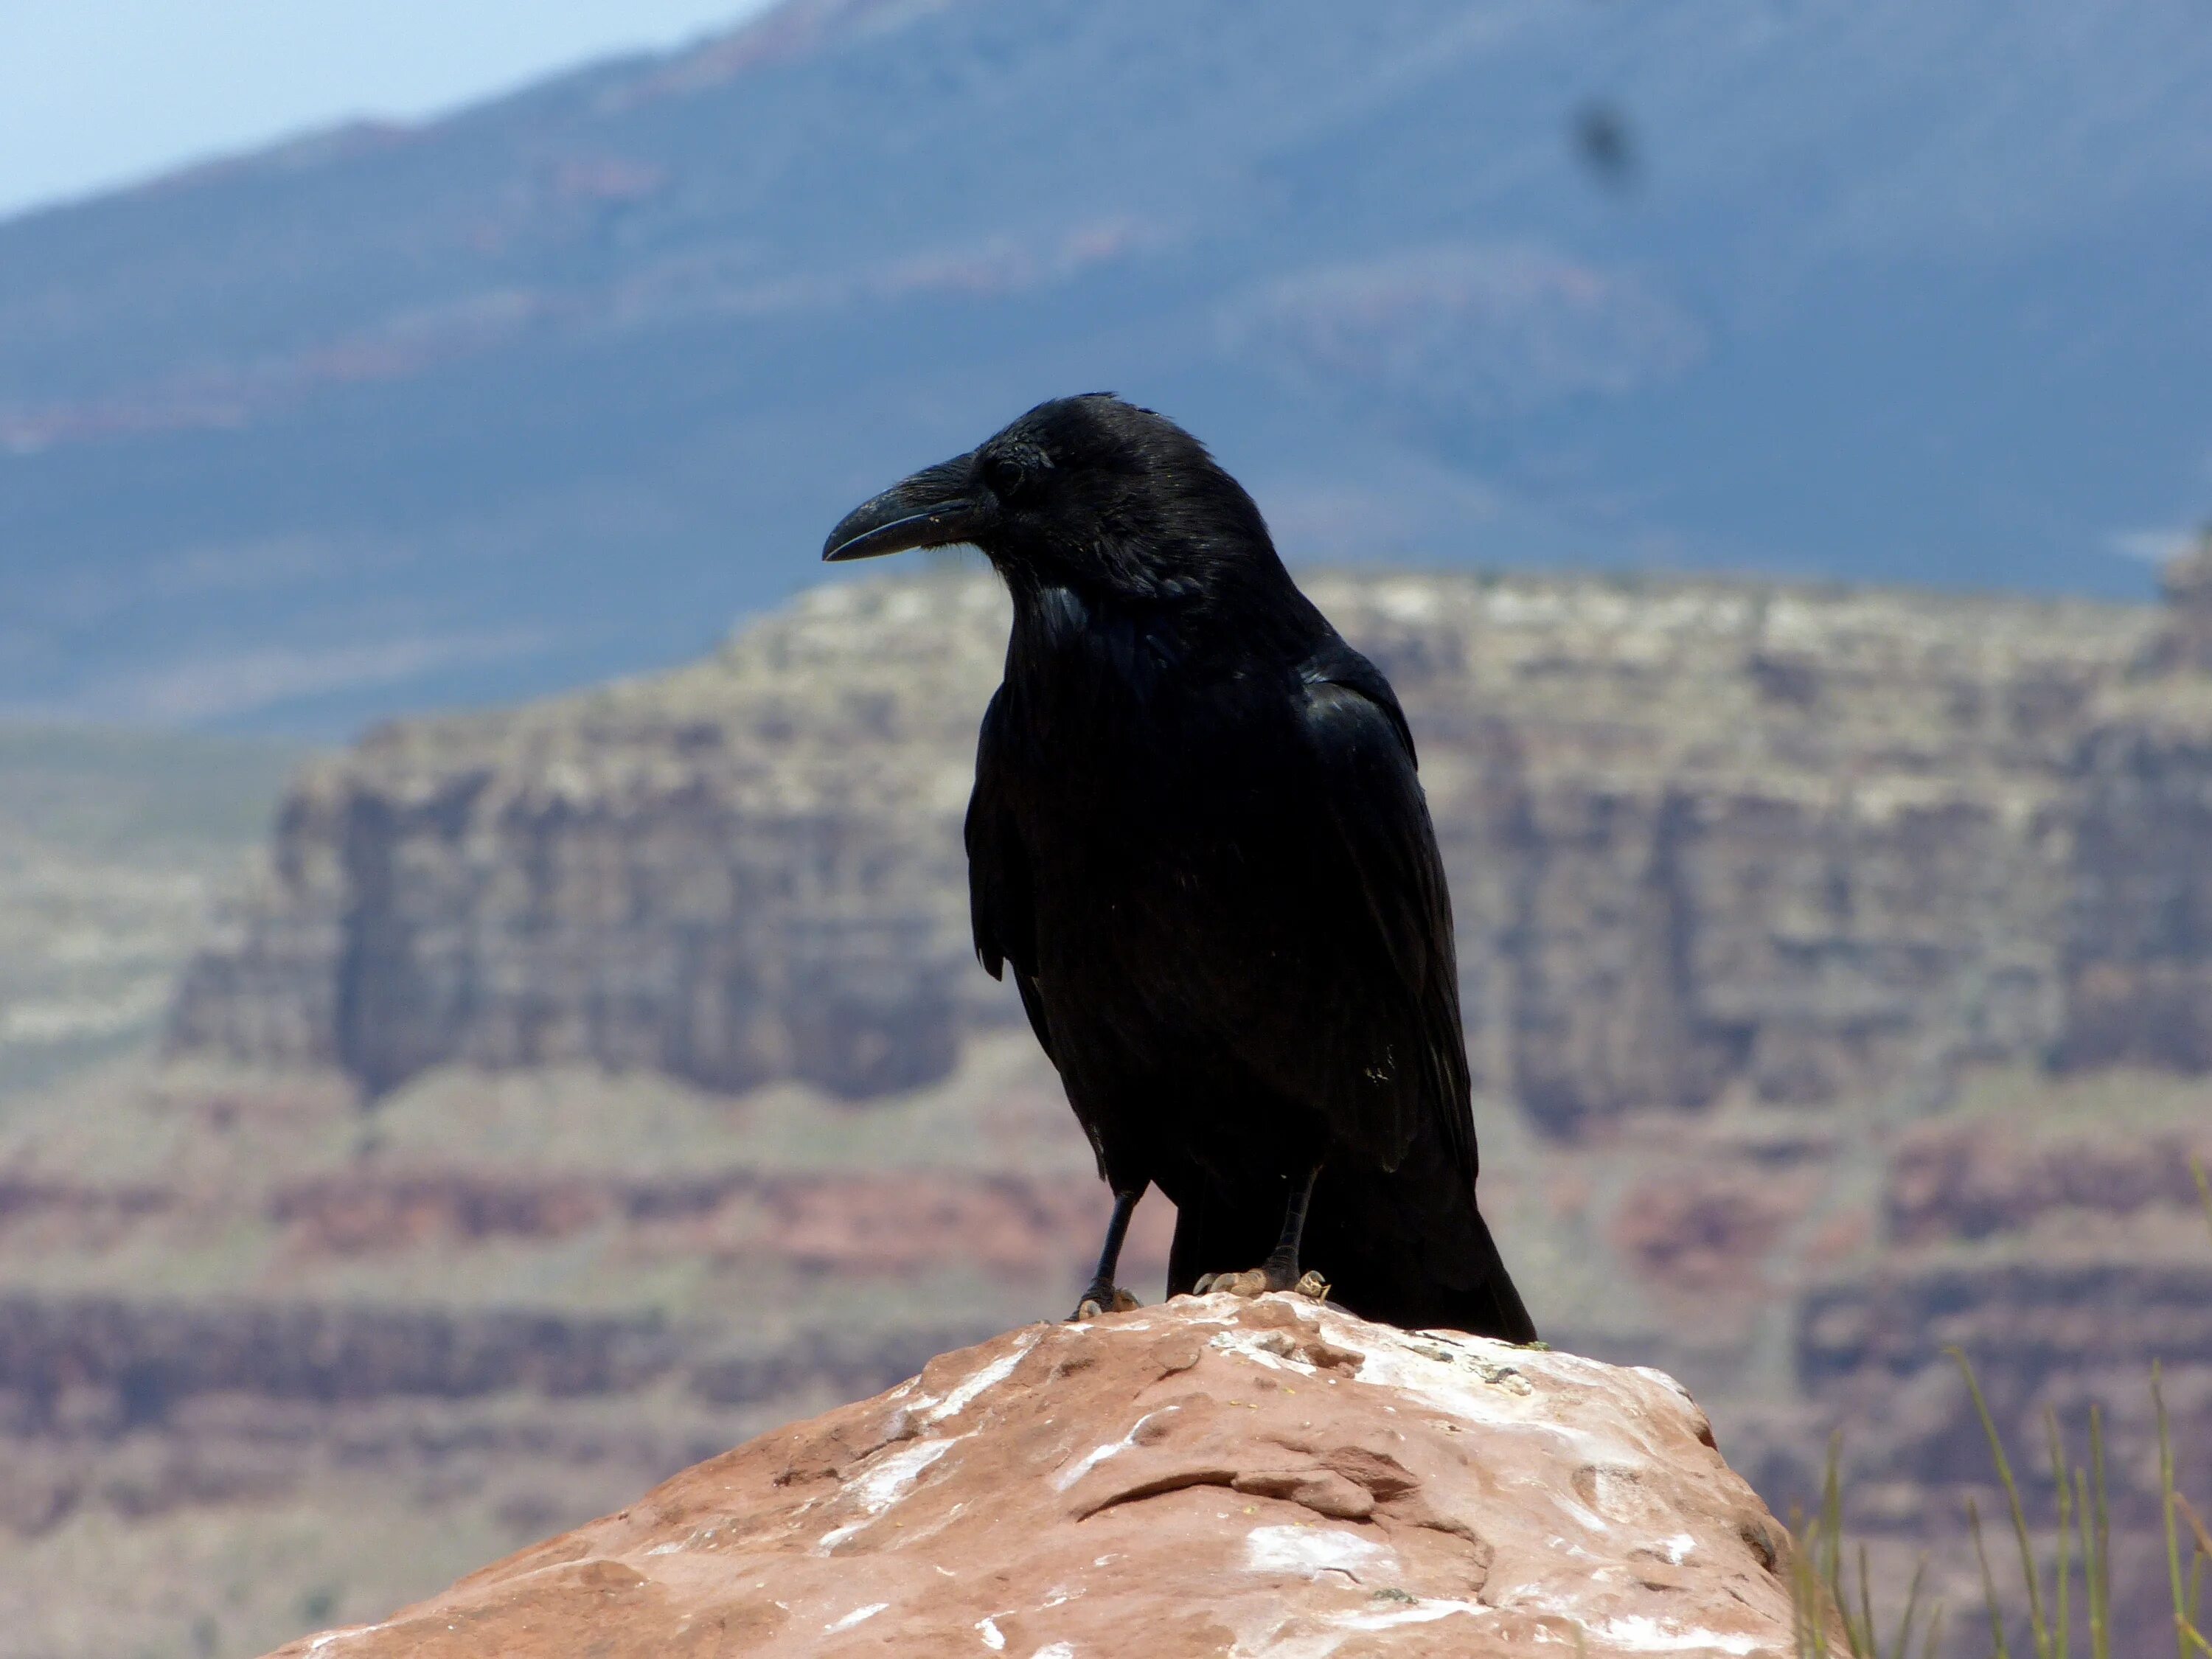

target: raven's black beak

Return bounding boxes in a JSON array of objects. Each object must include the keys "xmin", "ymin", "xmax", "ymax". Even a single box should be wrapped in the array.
[{"xmin": 822, "ymin": 455, "xmax": 984, "ymax": 562}]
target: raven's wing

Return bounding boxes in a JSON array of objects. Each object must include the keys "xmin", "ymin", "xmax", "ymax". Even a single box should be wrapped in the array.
[
  {"xmin": 1228, "ymin": 645, "xmax": 1475, "ymax": 1181},
  {"xmin": 964, "ymin": 686, "xmax": 1055, "ymax": 1062}
]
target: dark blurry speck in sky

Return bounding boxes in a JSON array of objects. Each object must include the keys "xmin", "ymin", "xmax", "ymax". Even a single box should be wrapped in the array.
[{"xmin": 1571, "ymin": 99, "xmax": 1639, "ymax": 192}]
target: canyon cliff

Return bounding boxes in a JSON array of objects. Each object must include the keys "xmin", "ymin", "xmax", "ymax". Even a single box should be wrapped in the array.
[
  {"xmin": 172, "ymin": 561, "xmax": 2212, "ymax": 1125},
  {"xmin": 4, "ymin": 561, "xmax": 2210, "ymax": 1655}
]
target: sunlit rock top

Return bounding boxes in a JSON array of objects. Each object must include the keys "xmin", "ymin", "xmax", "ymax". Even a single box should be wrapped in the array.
[{"xmin": 268, "ymin": 1290, "xmax": 1807, "ymax": 1658}]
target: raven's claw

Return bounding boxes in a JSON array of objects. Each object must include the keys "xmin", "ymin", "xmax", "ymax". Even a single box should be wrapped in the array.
[
  {"xmin": 1069, "ymin": 1285, "xmax": 1141, "ymax": 1321},
  {"xmin": 1194, "ymin": 1267, "xmax": 1331, "ymax": 1301}
]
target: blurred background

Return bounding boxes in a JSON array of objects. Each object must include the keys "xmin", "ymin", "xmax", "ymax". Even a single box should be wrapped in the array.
[{"xmin": 2, "ymin": 1, "xmax": 2210, "ymax": 1654}]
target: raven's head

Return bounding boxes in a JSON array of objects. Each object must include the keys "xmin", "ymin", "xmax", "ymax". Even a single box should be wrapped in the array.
[{"xmin": 822, "ymin": 394, "xmax": 1276, "ymax": 599}]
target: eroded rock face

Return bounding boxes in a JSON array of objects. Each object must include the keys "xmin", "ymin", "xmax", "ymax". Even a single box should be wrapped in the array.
[
  {"xmin": 269, "ymin": 1294, "xmax": 1804, "ymax": 1659},
  {"xmin": 172, "ymin": 580, "xmax": 1013, "ymax": 1101},
  {"xmin": 174, "ymin": 568, "xmax": 2212, "ymax": 1124}
]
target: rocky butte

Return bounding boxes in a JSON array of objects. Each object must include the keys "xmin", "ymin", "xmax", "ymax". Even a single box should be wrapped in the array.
[
  {"xmin": 172, "ymin": 554, "xmax": 2212, "ymax": 1125},
  {"xmin": 264, "ymin": 1293, "xmax": 1809, "ymax": 1659}
]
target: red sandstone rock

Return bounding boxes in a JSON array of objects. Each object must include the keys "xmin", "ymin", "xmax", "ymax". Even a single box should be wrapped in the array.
[
  {"xmin": 1886, "ymin": 1118, "xmax": 2212, "ymax": 1245},
  {"xmin": 269, "ymin": 1293, "xmax": 1805, "ymax": 1658},
  {"xmin": 1610, "ymin": 1166, "xmax": 1809, "ymax": 1291}
]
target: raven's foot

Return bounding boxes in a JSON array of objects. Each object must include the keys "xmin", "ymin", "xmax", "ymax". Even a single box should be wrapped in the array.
[
  {"xmin": 1069, "ymin": 1283, "xmax": 1142, "ymax": 1321},
  {"xmin": 1194, "ymin": 1267, "xmax": 1331, "ymax": 1301}
]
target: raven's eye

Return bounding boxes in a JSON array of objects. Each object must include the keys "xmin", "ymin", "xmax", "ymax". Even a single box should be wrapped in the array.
[{"xmin": 982, "ymin": 447, "xmax": 1047, "ymax": 504}]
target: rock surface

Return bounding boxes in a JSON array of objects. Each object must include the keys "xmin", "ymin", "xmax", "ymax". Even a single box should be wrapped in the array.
[{"xmin": 268, "ymin": 1293, "xmax": 1802, "ymax": 1659}]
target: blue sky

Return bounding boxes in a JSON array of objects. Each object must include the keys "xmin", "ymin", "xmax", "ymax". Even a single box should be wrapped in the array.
[{"xmin": 0, "ymin": 0, "xmax": 779, "ymax": 221}]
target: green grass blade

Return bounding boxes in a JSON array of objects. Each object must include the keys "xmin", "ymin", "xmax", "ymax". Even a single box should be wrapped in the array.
[
  {"xmin": 2077, "ymin": 1468, "xmax": 2107, "ymax": 1659},
  {"xmin": 2048, "ymin": 1410, "xmax": 2073, "ymax": 1659},
  {"xmin": 1972, "ymin": 1495, "xmax": 2015, "ymax": 1659},
  {"xmin": 1952, "ymin": 1348, "xmax": 2051, "ymax": 1658},
  {"xmin": 1859, "ymin": 1542, "xmax": 1877, "ymax": 1658},
  {"xmin": 2090, "ymin": 1407, "xmax": 2112, "ymax": 1659},
  {"xmin": 2182, "ymin": 1497, "xmax": 2212, "ymax": 1568},
  {"xmin": 2160, "ymin": 1363, "xmax": 2191, "ymax": 1659},
  {"xmin": 1823, "ymin": 1441, "xmax": 1847, "ymax": 1618},
  {"xmin": 1792, "ymin": 1505, "xmax": 1832, "ymax": 1659},
  {"xmin": 1888, "ymin": 1557, "xmax": 1928, "ymax": 1659}
]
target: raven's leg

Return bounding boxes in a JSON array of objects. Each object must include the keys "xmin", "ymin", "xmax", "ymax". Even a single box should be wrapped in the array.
[
  {"xmin": 1069, "ymin": 1185, "xmax": 1147, "ymax": 1320},
  {"xmin": 1194, "ymin": 1163, "xmax": 1330, "ymax": 1301}
]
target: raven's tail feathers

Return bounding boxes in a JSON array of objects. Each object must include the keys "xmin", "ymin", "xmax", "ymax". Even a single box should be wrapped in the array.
[
  {"xmin": 1444, "ymin": 1206, "xmax": 1538, "ymax": 1346},
  {"xmin": 1221, "ymin": 1161, "xmax": 1540, "ymax": 1345}
]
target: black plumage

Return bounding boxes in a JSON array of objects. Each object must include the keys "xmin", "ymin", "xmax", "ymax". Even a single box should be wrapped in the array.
[{"xmin": 822, "ymin": 394, "xmax": 1536, "ymax": 1342}]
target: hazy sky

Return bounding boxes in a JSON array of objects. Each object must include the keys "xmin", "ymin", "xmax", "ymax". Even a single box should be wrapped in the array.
[{"xmin": 0, "ymin": 0, "xmax": 781, "ymax": 222}]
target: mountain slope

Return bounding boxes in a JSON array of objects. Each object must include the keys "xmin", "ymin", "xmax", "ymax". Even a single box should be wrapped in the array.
[{"xmin": 4, "ymin": 0, "xmax": 2209, "ymax": 729}]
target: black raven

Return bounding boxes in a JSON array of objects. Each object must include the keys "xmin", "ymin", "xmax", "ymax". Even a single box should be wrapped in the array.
[{"xmin": 823, "ymin": 394, "xmax": 1537, "ymax": 1342}]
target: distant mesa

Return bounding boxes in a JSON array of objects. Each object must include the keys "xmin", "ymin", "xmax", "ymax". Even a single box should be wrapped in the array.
[
  {"xmin": 2148, "ymin": 526, "xmax": 2212, "ymax": 674},
  {"xmin": 170, "ymin": 566, "xmax": 2212, "ymax": 1124}
]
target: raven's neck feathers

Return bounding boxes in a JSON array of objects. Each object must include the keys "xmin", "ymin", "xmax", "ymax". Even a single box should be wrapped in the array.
[{"xmin": 1003, "ymin": 546, "xmax": 1329, "ymax": 696}]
